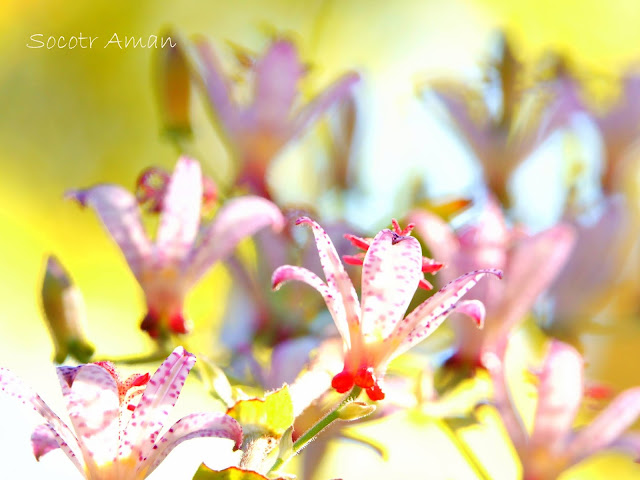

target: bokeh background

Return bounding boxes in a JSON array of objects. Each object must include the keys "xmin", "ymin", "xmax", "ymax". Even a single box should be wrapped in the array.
[{"xmin": 2, "ymin": 0, "xmax": 640, "ymax": 478}]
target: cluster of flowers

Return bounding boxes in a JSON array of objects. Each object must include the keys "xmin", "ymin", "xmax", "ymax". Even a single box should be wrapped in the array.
[{"xmin": 4, "ymin": 30, "xmax": 640, "ymax": 480}]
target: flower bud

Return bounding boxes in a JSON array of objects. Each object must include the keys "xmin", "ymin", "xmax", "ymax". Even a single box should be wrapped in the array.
[
  {"xmin": 41, "ymin": 256, "xmax": 94, "ymax": 363},
  {"xmin": 155, "ymin": 30, "xmax": 192, "ymax": 141},
  {"xmin": 336, "ymin": 401, "xmax": 376, "ymax": 421}
]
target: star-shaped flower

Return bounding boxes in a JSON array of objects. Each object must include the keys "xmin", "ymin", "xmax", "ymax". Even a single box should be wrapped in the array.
[
  {"xmin": 0, "ymin": 347, "xmax": 242, "ymax": 480},
  {"xmin": 484, "ymin": 340, "xmax": 640, "ymax": 480},
  {"xmin": 272, "ymin": 217, "xmax": 501, "ymax": 400},
  {"xmin": 67, "ymin": 156, "xmax": 284, "ymax": 339}
]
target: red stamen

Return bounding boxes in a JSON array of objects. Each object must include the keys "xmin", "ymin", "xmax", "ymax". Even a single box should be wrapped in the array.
[
  {"xmin": 366, "ymin": 383, "xmax": 385, "ymax": 401},
  {"xmin": 140, "ymin": 311, "xmax": 160, "ymax": 338},
  {"xmin": 131, "ymin": 373, "xmax": 150, "ymax": 388},
  {"xmin": 422, "ymin": 258, "xmax": 444, "ymax": 274},
  {"xmin": 332, "ymin": 370, "xmax": 355, "ymax": 393},
  {"xmin": 354, "ymin": 366, "xmax": 375, "ymax": 389},
  {"xmin": 391, "ymin": 219, "xmax": 415, "ymax": 236},
  {"xmin": 343, "ymin": 254, "xmax": 365, "ymax": 266},
  {"xmin": 344, "ymin": 233, "xmax": 372, "ymax": 251},
  {"xmin": 418, "ymin": 278, "xmax": 434, "ymax": 290},
  {"xmin": 168, "ymin": 312, "xmax": 189, "ymax": 335}
]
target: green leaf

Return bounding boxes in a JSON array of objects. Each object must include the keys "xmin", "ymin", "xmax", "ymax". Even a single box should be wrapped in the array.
[
  {"xmin": 226, "ymin": 386, "xmax": 294, "ymax": 439},
  {"xmin": 193, "ymin": 465, "xmax": 271, "ymax": 480}
]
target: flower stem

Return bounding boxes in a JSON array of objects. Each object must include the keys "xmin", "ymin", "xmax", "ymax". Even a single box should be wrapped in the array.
[
  {"xmin": 269, "ymin": 386, "xmax": 362, "ymax": 473},
  {"xmin": 439, "ymin": 418, "xmax": 492, "ymax": 480}
]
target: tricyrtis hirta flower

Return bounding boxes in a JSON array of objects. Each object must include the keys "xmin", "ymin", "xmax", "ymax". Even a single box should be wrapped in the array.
[
  {"xmin": 410, "ymin": 197, "xmax": 575, "ymax": 366},
  {"xmin": 192, "ymin": 38, "xmax": 360, "ymax": 198},
  {"xmin": 272, "ymin": 217, "xmax": 502, "ymax": 401},
  {"xmin": 67, "ymin": 156, "xmax": 284, "ymax": 339},
  {"xmin": 484, "ymin": 340, "xmax": 640, "ymax": 480},
  {"xmin": 0, "ymin": 347, "xmax": 242, "ymax": 480}
]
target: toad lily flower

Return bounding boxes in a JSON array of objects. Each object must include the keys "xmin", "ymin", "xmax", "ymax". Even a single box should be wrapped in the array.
[
  {"xmin": 484, "ymin": 340, "xmax": 640, "ymax": 480},
  {"xmin": 272, "ymin": 217, "xmax": 502, "ymax": 401},
  {"xmin": 67, "ymin": 156, "xmax": 284, "ymax": 338},
  {"xmin": 410, "ymin": 197, "xmax": 575, "ymax": 366},
  {"xmin": 192, "ymin": 38, "xmax": 360, "ymax": 198},
  {"xmin": 0, "ymin": 347, "xmax": 242, "ymax": 480}
]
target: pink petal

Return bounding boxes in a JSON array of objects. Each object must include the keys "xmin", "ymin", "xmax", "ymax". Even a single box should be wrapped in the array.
[
  {"xmin": 0, "ymin": 367, "xmax": 84, "ymax": 473},
  {"xmin": 360, "ymin": 229, "xmax": 422, "ymax": 339},
  {"xmin": 66, "ymin": 185, "xmax": 152, "ymax": 279},
  {"xmin": 289, "ymin": 72, "xmax": 360, "ymax": 141},
  {"xmin": 57, "ymin": 364, "xmax": 120, "ymax": 473},
  {"xmin": 494, "ymin": 223, "xmax": 575, "ymax": 342},
  {"xmin": 156, "ymin": 156, "xmax": 203, "ymax": 264},
  {"xmin": 252, "ymin": 40, "xmax": 305, "ymax": 129},
  {"xmin": 120, "ymin": 347, "xmax": 195, "ymax": 463},
  {"xmin": 267, "ymin": 337, "xmax": 320, "ymax": 389},
  {"xmin": 142, "ymin": 412, "xmax": 242, "ymax": 477},
  {"xmin": 296, "ymin": 217, "xmax": 361, "ymax": 333},
  {"xmin": 408, "ymin": 210, "xmax": 459, "ymax": 266},
  {"xmin": 194, "ymin": 39, "xmax": 239, "ymax": 135},
  {"xmin": 481, "ymin": 350, "xmax": 528, "ymax": 454},
  {"xmin": 452, "ymin": 300, "xmax": 486, "ymax": 329},
  {"xmin": 388, "ymin": 269, "xmax": 502, "ymax": 361},
  {"xmin": 530, "ymin": 341, "xmax": 583, "ymax": 451},
  {"xmin": 186, "ymin": 196, "xmax": 284, "ymax": 283},
  {"xmin": 272, "ymin": 265, "xmax": 352, "ymax": 349},
  {"xmin": 568, "ymin": 386, "xmax": 640, "ymax": 462},
  {"xmin": 31, "ymin": 424, "xmax": 60, "ymax": 460}
]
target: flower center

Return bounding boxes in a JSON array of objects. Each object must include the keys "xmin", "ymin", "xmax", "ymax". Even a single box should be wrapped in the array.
[{"xmin": 331, "ymin": 366, "xmax": 386, "ymax": 401}]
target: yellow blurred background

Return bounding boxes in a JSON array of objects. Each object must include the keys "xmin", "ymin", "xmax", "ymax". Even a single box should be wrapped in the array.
[{"xmin": 2, "ymin": 0, "xmax": 640, "ymax": 478}]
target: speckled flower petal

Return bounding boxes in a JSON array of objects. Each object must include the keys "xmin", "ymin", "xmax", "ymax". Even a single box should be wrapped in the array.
[
  {"xmin": 388, "ymin": 269, "xmax": 502, "ymax": 361},
  {"xmin": 272, "ymin": 266, "xmax": 350, "ymax": 348},
  {"xmin": 530, "ymin": 341, "xmax": 583, "ymax": 452},
  {"xmin": 568, "ymin": 386, "xmax": 640, "ymax": 463},
  {"xmin": 360, "ymin": 229, "xmax": 422, "ymax": 339},
  {"xmin": 143, "ymin": 412, "xmax": 243, "ymax": 477},
  {"xmin": 31, "ymin": 424, "xmax": 61, "ymax": 460},
  {"xmin": 57, "ymin": 364, "xmax": 120, "ymax": 474},
  {"xmin": 66, "ymin": 185, "xmax": 152, "ymax": 279},
  {"xmin": 156, "ymin": 156, "xmax": 203, "ymax": 264},
  {"xmin": 120, "ymin": 347, "xmax": 195, "ymax": 464},
  {"xmin": 0, "ymin": 367, "xmax": 84, "ymax": 473},
  {"xmin": 186, "ymin": 196, "xmax": 284, "ymax": 283}
]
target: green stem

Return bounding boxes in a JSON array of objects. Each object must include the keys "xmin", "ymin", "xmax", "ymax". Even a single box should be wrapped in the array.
[
  {"xmin": 269, "ymin": 386, "xmax": 362, "ymax": 473},
  {"xmin": 439, "ymin": 418, "xmax": 492, "ymax": 480}
]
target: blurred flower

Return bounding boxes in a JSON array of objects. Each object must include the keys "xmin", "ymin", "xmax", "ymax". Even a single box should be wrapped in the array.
[
  {"xmin": 272, "ymin": 217, "xmax": 501, "ymax": 400},
  {"xmin": 410, "ymin": 197, "xmax": 575, "ymax": 366},
  {"xmin": 545, "ymin": 195, "xmax": 633, "ymax": 337},
  {"xmin": 192, "ymin": 38, "xmax": 360, "ymax": 199},
  {"xmin": 67, "ymin": 156, "xmax": 284, "ymax": 339},
  {"xmin": 41, "ymin": 255, "xmax": 94, "ymax": 363},
  {"xmin": 425, "ymin": 33, "xmax": 580, "ymax": 205},
  {"xmin": 484, "ymin": 340, "xmax": 640, "ymax": 480},
  {"xmin": 0, "ymin": 347, "xmax": 242, "ymax": 480}
]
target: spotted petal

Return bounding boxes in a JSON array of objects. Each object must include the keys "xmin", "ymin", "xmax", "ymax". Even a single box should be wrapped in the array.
[
  {"xmin": 387, "ymin": 269, "xmax": 502, "ymax": 361},
  {"xmin": 156, "ymin": 156, "xmax": 203, "ymax": 264},
  {"xmin": 360, "ymin": 229, "xmax": 422, "ymax": 339},
  {"xmin": 31, "ymin": 424, "xmax": 62, "ymax": 460},
  {"xmin": 530, "ymin": 341, "xmax": 583, "ymax": 452},
  {"xmin": 143, "ymin": 412, "xmax": 243, "ymax": 477},
  {"xmin": 0, "ymin": 367, "xmax": 85, "ymax": 474},
  {"xmin": 120, "ymin": 347, "xmax": 195, "ymax": 464},
  {"xmin": 568, "ymin": 386, "xmax": 640, "ymax": 462},
  {"xmin": 186, "ymin": 196, "xmax": 284, "ymax": 283},
  {"xmin": 66, "ymin": 185, "xmax": 152, "ymax": 279}
]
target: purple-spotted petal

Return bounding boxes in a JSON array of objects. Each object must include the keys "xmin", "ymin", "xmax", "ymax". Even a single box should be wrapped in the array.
[
  {"xmin": 194, "ymin": 39, "xmax": 239, "ymax": 135},
  {"xmin": 57, "ymin": 364, "xmax": 120, "ymax": 473},
  {"xmin": 142, "ymin": 412, "xmax": 243, "ymax": 477},
  {"xmin": 289, "ymin": 72, "xmax": 360, "ymax": 140},
  {"xmin": 186, "ymin": 196, "xmax": 284, "ymax": 283},
  {"xmin": 252, "ymin": 40, "xmax": 304, "ymax": 128},
  {"xmin": 568, "ymin": 386, "xmax": 640, "ymax": 462},
  {"xmin": 31, "ymin": 424, "xmax": 61, "ymax": 461},
  {"xmin": 156, "ymin": 156, "xmax": 203, "ymax": 264},
  {"xmin": 120, "ymin": 347, "xmax": 195, "ymax": 463},
  {"xmin": 388, "ymin": 269, "xmax": 502, "ymax": 361},
  {"xmin": 530, "ymin": 341, "xmax": 583, "ymax": 451},
  {"xmin": 0, "ymin": 368, "xmax": 85, "ymax": 473},
  {"xmin": 272, "ymin": 265, "xmax": 351, "ymax": 348},
  {"xmin": 296, "ymin": 217, "xmax": 361, "ymax": 331},
  {"xmin": 360, "ymin": 230, "xmax": 422, "ymax": 339},
  {"xmin": 66, "ymin": 185, "xmax": 152, "ymax": 279}
]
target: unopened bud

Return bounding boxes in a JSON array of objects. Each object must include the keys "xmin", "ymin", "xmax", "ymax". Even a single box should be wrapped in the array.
[
  {"xmin": 337, "ymin": 401, "xmax": 376, "ymax": 421},
  {"xmin": 41, "ymin": 256, "xmax": 94, "ymax": 363},
  {"xmin": 155, "ymin": 30, "xmax": 192, "ymax": 141}
]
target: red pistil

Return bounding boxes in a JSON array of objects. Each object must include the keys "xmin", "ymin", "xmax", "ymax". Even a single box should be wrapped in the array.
[
  {"xmin": 354, "ymin": 366, "xmax": 375, "ymax": 389},
  {"xmin": 332, "ymin": 370, "xmax": 355, "ymax": 393},
  {"xmin": 366, "ymin": 383, "xmax": 385, "ymax": 401},
  {"xmin": 140, "ymin": 311, "xmax": 161, "ymax": 339},
  {"xmin": 332, "ymin": 366, "xmax": 386, "ymax": 401},
  {"xmin": 168, "ymin": 312, "xmax": 189, "ymax": 335}
]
